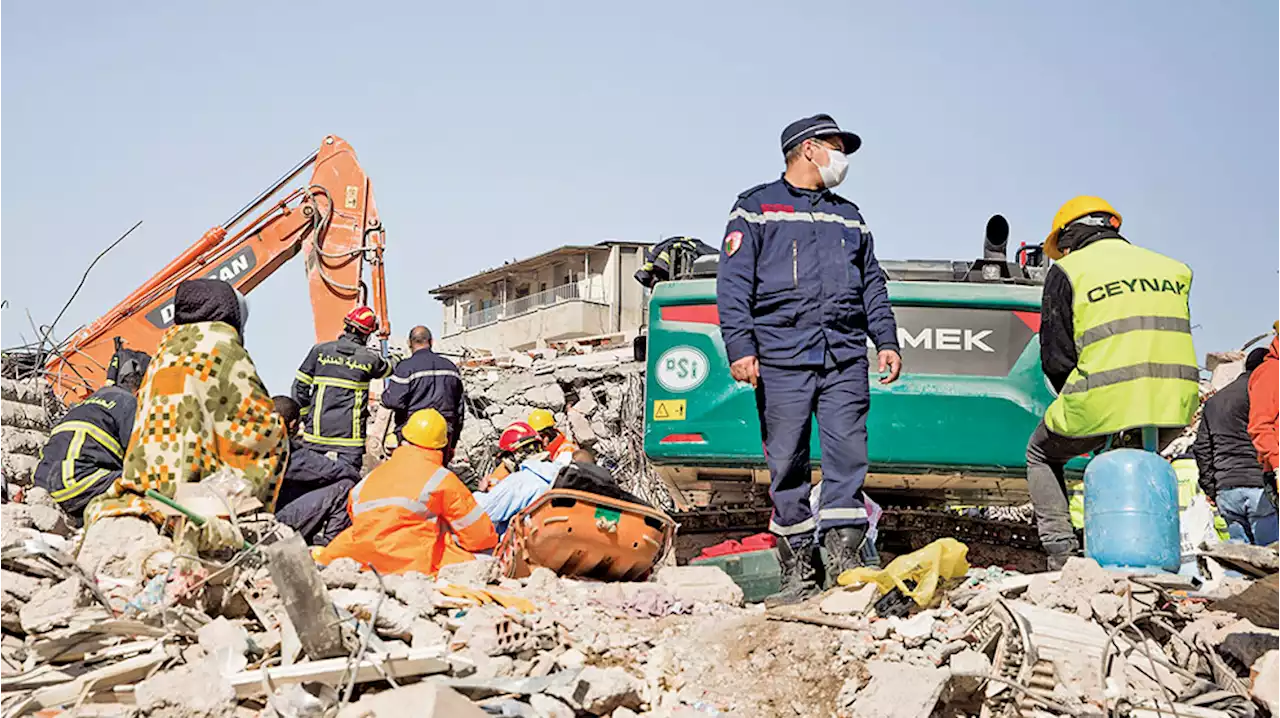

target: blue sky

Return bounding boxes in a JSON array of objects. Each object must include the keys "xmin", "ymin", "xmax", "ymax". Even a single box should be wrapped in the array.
[{"xmin": 3, "ymin": 1, "xmax": 1276, "ymax": 392}]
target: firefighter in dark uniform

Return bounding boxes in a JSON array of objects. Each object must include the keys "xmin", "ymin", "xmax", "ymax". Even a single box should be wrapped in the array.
[
  {"xmin": 292, "ymin": 306, "xmax": 392, "ymax": 469},
  {"xmin": 381, "ymin": 325, "xmax": 465, "ymax": 461},
  {"xmin": 717, "ymin": 114, "xmax": 902, "ymax": 605},
  {"xmin": 34, "ymin": 348, "xmax": 150, "ymax": 522}
]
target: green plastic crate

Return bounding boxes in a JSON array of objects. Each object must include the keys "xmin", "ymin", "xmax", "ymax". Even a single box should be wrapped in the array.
[{"xmin": 690, "ymin": 548, "xmax": 782, "ymax": 604}]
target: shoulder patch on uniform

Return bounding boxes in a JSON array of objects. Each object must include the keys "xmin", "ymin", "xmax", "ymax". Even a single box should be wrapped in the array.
[{"xmin": 723, "ymin": 231, "xmax": 743, "ymax": 257}]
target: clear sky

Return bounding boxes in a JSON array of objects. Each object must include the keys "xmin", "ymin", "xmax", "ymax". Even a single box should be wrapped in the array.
[{"xmin": 3, "ymin": 1, "xmax": 1276, "ymax": 393}]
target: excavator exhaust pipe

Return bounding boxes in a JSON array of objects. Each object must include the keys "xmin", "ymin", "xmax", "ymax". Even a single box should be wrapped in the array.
[{"xmin": 983, "ymin": 214, "xmax": 1009, "ymax": 260}]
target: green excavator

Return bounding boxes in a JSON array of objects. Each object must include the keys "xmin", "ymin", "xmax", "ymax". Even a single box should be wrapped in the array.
[{"xmin": 636, "ymin": 216, "xmax": 1087, "ymax": 567}]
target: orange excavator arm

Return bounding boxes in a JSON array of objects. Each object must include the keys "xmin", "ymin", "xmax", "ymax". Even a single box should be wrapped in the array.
[{"xmin": 44, "ymin": 135, "xmax": 390, "ymax": 403}]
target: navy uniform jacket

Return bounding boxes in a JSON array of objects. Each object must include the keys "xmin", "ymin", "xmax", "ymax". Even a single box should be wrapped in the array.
[
  {"xmin": 292, "ymin": 333, "xmax": 391, "ymax": 452},
  {"xmin": 716, "ymin": 177, "xmax": 899, "ymax": 366},
  {"xmin": 381, "ymin": 348, "xmax": 465, "ymax": 440},
  {"xmin": 33, "ymin": 385, "xmax": 136, "ymax": 502},
  {"xmin": 276, "ymin": 436, "xmax": 361, "ymax": 509}
]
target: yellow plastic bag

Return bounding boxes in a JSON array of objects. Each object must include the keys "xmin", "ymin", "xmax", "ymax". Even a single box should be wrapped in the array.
[{"xmin": 837, "ymin": 537, "xmax": 970, "ymax": 607}]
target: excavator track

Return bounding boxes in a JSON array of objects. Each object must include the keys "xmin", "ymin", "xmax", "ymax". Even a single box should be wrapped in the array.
[{"xmin": 671, "ymin": 503, "xmax": 1048, "ymax": 571}]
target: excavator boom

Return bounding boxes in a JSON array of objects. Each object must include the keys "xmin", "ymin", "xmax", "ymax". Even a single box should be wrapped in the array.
[{"xmin": 44, "ymin": 135, "xmax": 389, "ymax": 403}]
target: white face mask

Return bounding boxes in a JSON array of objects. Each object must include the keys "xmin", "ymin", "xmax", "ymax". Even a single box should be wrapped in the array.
[{"xmin": 814, "ymin": 146, "xmax": 849, "ymax": 189}]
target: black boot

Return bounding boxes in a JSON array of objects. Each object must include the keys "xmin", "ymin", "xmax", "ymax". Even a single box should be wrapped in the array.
[
  {"xmin": 765, "ymin": 537, "xmax": 820, "ymax": 607},
  {"xmin": 823, "ymin": 526, "xmax": 867, "ymax": 578}
]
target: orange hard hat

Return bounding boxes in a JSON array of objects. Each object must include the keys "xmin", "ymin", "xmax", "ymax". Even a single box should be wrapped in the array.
[
  {"xmin": 498, "ymin": 422, "xmax": 541, "ymax": 453},
  {"xmin": 344, "ymin": 305, "xmax": 379, "ymax": 334}
]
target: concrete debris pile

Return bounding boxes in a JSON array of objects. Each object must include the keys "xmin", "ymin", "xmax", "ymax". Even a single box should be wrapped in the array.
[
  {"xmin": 4, "ymin": 485, "xmax": 1276, "ymax": 718},
  {"xmin": 1, "ymin": 375, "xmax": 58, "ymax": 489},
  {"xmin": 449, "ymin": 354, "xmax": 675, "ymax": 510}
]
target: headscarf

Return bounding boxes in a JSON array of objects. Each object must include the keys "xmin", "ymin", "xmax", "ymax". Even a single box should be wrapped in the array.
[{"xmin": 173, "ymin": 279, "xmax": 248, "ymax": 336}]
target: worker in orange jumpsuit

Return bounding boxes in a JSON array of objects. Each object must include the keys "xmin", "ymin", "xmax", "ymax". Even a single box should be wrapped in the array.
[
  {"xmin": 316, "ymin": 409, "xmax": 497, "ymax": 575},
  {"xmin": 528, "ymin": 409, "xmax": 578, "ymax": 464},
  {"xmin": 480, "ymin": 421, "xmax": 545, "ymax": 490},
  {"xmin": 1248, "ymin": 326, "xmax": 1279, "ymax": 507}
]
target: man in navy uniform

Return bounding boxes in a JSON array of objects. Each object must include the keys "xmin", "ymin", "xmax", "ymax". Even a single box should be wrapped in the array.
[{"xmin": 717, "ymin": 114, "xmax": 902, "ymax": 605}]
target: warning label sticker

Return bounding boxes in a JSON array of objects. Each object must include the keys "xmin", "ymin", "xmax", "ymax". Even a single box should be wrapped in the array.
[{"xmin": 653, "ymin": 399, "xmax": 686, "ymax": 421}]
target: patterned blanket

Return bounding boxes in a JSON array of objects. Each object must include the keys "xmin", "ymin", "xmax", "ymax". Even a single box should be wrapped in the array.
[{"xmin": 85, "ymin": 321, "xmax": 286, "ymax": 525}]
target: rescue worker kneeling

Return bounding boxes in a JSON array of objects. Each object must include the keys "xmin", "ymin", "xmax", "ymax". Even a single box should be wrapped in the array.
[
  {"xmin": 527, "ymin": 409, "xmax": 577, "ymax": 464},
  {"xmin": 317, "ymin": 409, "xmax": 497, "ymax": 575},
  {"xmin": 34, "ymin": 349, "xmax": 150, "ymax": 523}
]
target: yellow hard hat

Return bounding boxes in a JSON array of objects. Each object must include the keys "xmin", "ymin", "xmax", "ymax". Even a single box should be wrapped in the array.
[
  {"xmin": 1045, "ymin": 196, "xmax": 1121, "ymax": 260},
  {"xmin": 402, "ymin": 409, "xmax": 448, "ymax": 449},
  {"xmin": 527, "ymin": 408, "xmax": 556, "ymax": 432}
]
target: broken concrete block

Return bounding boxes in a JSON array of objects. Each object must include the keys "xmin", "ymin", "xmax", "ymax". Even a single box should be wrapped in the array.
[
  {"xmin": 134, "ymin": 657, "xmax": 237, "ymax": 717},
  {"xmin": 948, "ymin": 649, "xmax": 992, "ymax": 698},
  {"xmin": 850, "ymin": 661, "xmax": 948, "ymax": 718},
  {"xmin": 821, "ymin": 584, "xmax": 878, "ymax": 616},
  {"xmin": 437, "ymin": 555, "xmax": 495, "ymax": 586},
  {"xmin": 892, "ymin": 613, "xmax": 936, "ymax": 649},
  {"xmin": 451, "ymin": 607, "xmax": 531, "ymax": 656},
  {"xmin": 75, "ymin": 515, "xmax": 169, "ymax": 581},
  {"xmin": 265, "ymin": 534, "xmax": 348, "ymax": 660},
  {"xmin": 320, "ymin": 557, "xmax": 363, "ymax": 589},
  {"xmin": 19, "ymin": 577, "xmax": 84, "ymax": 635},
  {"xmin": 198, "ymin": 617, "xmax": 251, "ymax": 675},
  {"xmin": 557, "ymin": 647, "xmax": 587, "ymax": 670},
  {"xmin": 573, "ymin": 388, "xmax": 598, "ymax": 417},
  {"xmin": 411, "ymin": 619, "xmax": 451, "ymax": 649},
  {"xmin": 1090, "ymin": 593, "xmax": 1124, "ymax": 624},
  {"xmin": 1251, "ymin": 650, "xmax": 1279, "ymax": 716},
  {"xmin": 529, "ymin": 693, "xmax": 576, "ymax": 718},
  {"xmin": 550, "ymin": 665, "xmax": 643, "ymax": 716},
  {"xmin": 568, "ymin": 408, "xmax": 596, "ymax": 445},
  {"xmin": 338, "ymin": 681, "xmax": 486, "ymax": 717},
  {"xmin": 527, "ymin": 566, "xmax": 558, "ymax": 593},
  {"xmin": 653, "ymin": 565, "xmax": 744, "ymax": 607}
]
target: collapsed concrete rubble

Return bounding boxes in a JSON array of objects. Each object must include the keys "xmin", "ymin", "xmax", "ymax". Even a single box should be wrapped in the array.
[
  {"xmin": 1, "ymin": 373, "xmax": 56, "ymax": 490},
  {"xmin": 3, "ymin": 485, "xmax": 1276, "ymax": 718},
  {"xmin": 437, "ymin": 351, "xmax": 676, "ymax": 511}
]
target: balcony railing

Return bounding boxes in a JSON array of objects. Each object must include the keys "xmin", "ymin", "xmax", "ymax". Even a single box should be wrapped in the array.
[{"xmin": 453, "ymin": 279, "xmax": 608, "ymax": 332}]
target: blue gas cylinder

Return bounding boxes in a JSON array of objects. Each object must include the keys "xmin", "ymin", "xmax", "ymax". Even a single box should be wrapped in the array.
[{"xmin": 1084, "ymin": 448, "xmax": 1180, "ymax": 572}]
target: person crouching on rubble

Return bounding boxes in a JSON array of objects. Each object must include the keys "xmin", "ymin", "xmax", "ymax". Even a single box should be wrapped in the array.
[
  {"xmin": 527, "ymin": 409, "xmax": 577, "ymax": 464},
  {"xmin": 473, "ymin": 422, "xmax": 560, "ymax": 535},
  {"xmin": 316, "ymin": 409, "xmax": 498, "ymax": 575},
  {"xmin": 270, "ymin": 396, "xmax": 360, "ymax": 547},
  {"xmin": 1026, "ymin": 197, "xmax": 1199, "ymax": 570},
  {"xmin": 81, "ymin": 278, "xmax": 286, "ymax": 564},
  {"xmin": 34, "ymin": 348, "xmax": 150, "ymax": 524},
  {"xmin": 479, "ymin": 421, "xmax": 545, "ymax": 490}
]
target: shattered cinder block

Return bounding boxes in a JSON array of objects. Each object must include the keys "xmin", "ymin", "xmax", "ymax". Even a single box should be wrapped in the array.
[
  {"xmin": 134, "ymin": 657, "xmax": 237, "ymax": 717},
  {"xmin": 653, "ymin": 566, "xmax": 744, "ymax": 607},
  {"xmin": 850, "ymin": 660, "xmax": 948, "ymax": 718},
  {"xmin": 549, "ymin": 665, "xmax": 643, "ymax": 716},
  {"xmin": 19, "ymin": 577, "xmax": 85, "ymax": 635}
]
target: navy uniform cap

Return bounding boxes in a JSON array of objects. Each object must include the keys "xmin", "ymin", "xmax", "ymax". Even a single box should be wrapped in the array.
[{"xmin": 780, "ymin": 114, "xmax": 861, "ymax": 155}]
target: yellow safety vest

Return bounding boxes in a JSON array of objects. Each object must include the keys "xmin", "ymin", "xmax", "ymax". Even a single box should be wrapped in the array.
[{"xmin": 1044, "ymin": 239, "xmax": 1200, "ymax": 438}]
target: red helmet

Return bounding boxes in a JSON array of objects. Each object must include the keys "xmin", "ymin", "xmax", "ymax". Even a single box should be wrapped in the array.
[
  {"xmin": 498, "ymin": 422, "xmax": 541, "ymax": 453},
  {"xmin": 344, "ymin": 305, "xmax": 378, "ymax": 334}
]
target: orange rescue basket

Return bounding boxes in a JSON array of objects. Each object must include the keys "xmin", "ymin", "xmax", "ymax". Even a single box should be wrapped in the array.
[{"xmin": 496, "ymin": 489, "xmax": 676, "ymax": 581}]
